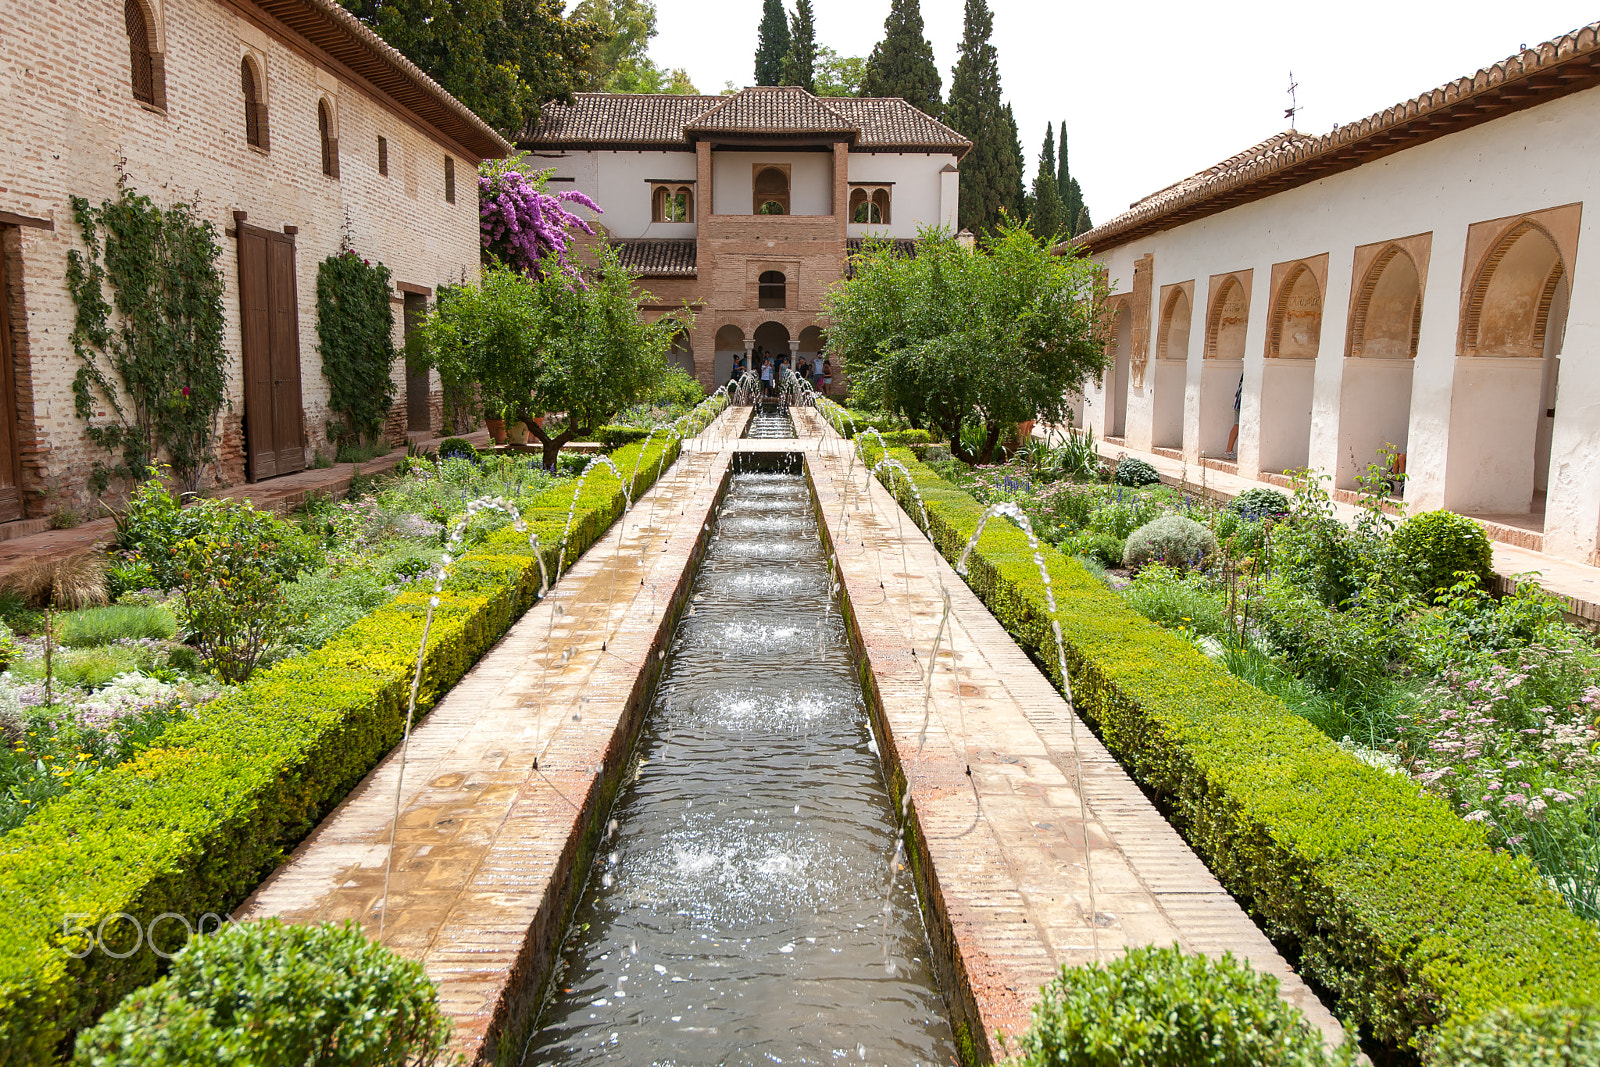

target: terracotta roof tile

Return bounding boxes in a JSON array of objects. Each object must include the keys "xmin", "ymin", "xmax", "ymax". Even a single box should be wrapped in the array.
[
  {"xmin": 684, "ymin": 86, "xmax": 856, "ymax": 135},
  {"xmin": 610, "ymin": 239, "xmax": 696, "ymax": 277},
  {"xmin": 520, "ymin": 90, "xmax": 970, "ymax": 156},
  {"xmin": 1077, "ymin": 20, "xmax": 1600, "ymax": 252}
]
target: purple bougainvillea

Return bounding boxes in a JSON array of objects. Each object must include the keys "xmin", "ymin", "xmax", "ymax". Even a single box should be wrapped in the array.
[{"xmin": 479, "ymin": 165, "xmax": 601, "ymax": 277}]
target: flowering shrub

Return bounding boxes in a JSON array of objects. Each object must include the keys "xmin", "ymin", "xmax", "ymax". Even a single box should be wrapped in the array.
[
  {"xmin": 1399, "ymin": 642, "xmax": 1600, "ymax": 919},
  {"xmin": 479, "ymin": 162, "xmax": 600, "ymax": 276}
]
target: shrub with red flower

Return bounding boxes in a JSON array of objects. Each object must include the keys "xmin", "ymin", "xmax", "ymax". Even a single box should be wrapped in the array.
[{"xmin": 479, "ymin": 162, "xmax": 601, "ymax": 277}]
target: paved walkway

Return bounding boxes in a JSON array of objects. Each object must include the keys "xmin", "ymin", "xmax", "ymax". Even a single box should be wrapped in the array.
[
  {"xmin": 1076, "ymin": 431, "xmax": 1600, "ymax": 627},
  {"xmin": 237, "ymin": 410, "xmax": 746, "ymax": 1063},
  {"xmin": 797, "ymin": 410, "xmax": 1344, "ymax": 1055},
  {"xmin": 0, "ymin": 429, "xmax": 490, "ymax": 580}
]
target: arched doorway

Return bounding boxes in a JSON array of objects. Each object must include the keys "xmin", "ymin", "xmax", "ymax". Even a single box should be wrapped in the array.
[
  {"xmin": 1153, "ymin": 286, "xmax": 1191, "ymax": 448},
  {"xmin": 753, "ymin": 321, "xmax": 792, "ymax": 387},
  {"xmin": 714, "ymin": 324, "xmax": 746, "ymax": 387},
  {"xmin": 668, "ymin": 330, "xmax": 694, "ymax": 379},
  {"xmin": 1103, "ymin": 300, "xmax": 1131, "ymax": 438},
  {"xmin": 1259, "ymin": 264, "xmax": 1322, "ymax": 474},
  {"xmin": 1338, "ymin": 242, "xmax": 1424, "ymax": 491},
  {"xmin": 1200, "ymin": 275, "xmax": 1248, "ymax": 458},
  {"xmin": 1447, "ymin": 219, "xmax": 1571, "ymax": 517}
]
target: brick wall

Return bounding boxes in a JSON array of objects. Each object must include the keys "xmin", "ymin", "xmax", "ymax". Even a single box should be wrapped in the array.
[{"xmin": 0, "ymin": 0, "xmax": 483, "ymax": 515}]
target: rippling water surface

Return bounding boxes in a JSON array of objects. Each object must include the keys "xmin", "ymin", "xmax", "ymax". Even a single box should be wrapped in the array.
[{"xmin": 522, "ymin": 466, "xmax": 955, "ymax": 1067}]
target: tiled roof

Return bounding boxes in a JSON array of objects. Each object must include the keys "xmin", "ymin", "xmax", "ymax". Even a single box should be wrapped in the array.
[
  {"xmin": 610, "ymin": 239, "xmax": 696, "ymax": 277},
  {"xmin": 845, "ymin": 237, "xmax": 918, "ymax": 277},
  {"xmin": 684, "ymin": 86, "xmax": 857, "ymax": 135},
  {"xmin": 520, "ymin": 90, "xmax": 970, "ymax": 157},
  {"xmin": 1076, "ymin": 20, "xmax": 1600, "ymax": 252},
  {"xmin": 824, "ymin": 98, "xmax": 970, "ymax": 151},
  {"xmin": 522, "ymin": 95, "xmax": 722, "ymax": 148}
]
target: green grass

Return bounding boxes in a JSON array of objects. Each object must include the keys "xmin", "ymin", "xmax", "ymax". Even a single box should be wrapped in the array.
[{"xmin": 57, "ymin": 606, "xmax": 177, "ymax": 648}]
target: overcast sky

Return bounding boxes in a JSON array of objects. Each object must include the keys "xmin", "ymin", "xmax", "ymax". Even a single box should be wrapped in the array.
[{"xmin": 649, "ymin": 0, "xmax": 1597, "ymax": 226}]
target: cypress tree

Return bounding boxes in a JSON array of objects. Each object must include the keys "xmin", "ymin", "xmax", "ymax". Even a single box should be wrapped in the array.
[
  {"xmin": 860, "ymin": 0, "xmax": 941, "ymax": 116},
  {"xmin": 754, "ymin": 0, "xmax": 791, "ymax": 86},
  {"xmin": 783, "ymin": 0, "xmax": 816, "ymax": 92},
  {"xmin": 946, "ymin": 0, "xmax": 1022, "ymax": 235},
  {"xmin": 1028, "ymin": 124, "xmax": 1066, "ymax": 242},
  {"xmin": 1056, "ymin": 122, "xmax": 1092, "ymax": 235}
]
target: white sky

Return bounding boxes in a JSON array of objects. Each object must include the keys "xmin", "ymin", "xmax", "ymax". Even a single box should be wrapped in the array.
[{"xmin": 649, "ymin": 0, "xmax": 1597, "ymax": 225}]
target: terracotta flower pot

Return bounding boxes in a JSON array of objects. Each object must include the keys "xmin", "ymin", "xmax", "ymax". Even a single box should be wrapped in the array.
[
  {"xmin": 507, "ymin": 420, "xmax": 528, "ymax": 445},
  {"xmin": 486, "ymin": 418, "xmax": 506, "ymax": 445}
]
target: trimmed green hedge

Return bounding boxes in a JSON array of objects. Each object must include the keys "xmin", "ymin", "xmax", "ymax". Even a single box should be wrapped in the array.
[
  {"xmin": 0, "ymin": 421, "xmax": 710, "ymax": 1061},
  {"xmin": 859, "ymin": 441, "xmax": 1600, "ymax": 1060}
]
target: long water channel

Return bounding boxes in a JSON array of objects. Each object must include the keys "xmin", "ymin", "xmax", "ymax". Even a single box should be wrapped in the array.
[{"xmin": 523, "ymin": 406, "xmax": 955, "ymax": 1066}]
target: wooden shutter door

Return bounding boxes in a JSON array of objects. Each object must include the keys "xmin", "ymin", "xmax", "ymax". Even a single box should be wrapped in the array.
[
  {"xmin": 404, "ymin": 291, "xmax": 430, "ymax": 432},
  {"xmin": 0, "ymin": 247, "xmax": 22, "ymax": 522},
  {"xmin": 237, "ymin": 228, "xmax": 277, "ymax": 479},
  {"xmin": 267, "ymin": 233, "xmax": 305, "ymax": 475}
]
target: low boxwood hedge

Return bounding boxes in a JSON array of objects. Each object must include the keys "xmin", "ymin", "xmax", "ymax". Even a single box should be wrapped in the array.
[
  {"xmin": 0, "ymin": 422, "xmax": 709, "ymax": 1061},
  {"xmin": 858, "ymin": 440, "xmax": 1600, "ymax": 1060}
]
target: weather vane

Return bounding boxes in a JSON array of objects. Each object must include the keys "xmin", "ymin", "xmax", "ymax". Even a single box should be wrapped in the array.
[{"xmin": 1285, "ymin": 71, "xmax": 1300, "ymax": 128}]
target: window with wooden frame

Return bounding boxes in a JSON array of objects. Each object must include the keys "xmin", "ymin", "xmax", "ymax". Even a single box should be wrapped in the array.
[
  {"xmin": 444, "ymin": 156, "xmax": 456, "ymax": 203},
  {"xmin": 651, "ymin": 184, "xmax": 693, "ymax": 223},
  {"xmin": 377, "ymin": 136, "xmax": 388, "ymax": 176},
  {"xmin": 240, "ymin": 57, "xmax": 268, "ymax": 150},
  {"xmin": 753, "ymin": 166, "xmax": 790, "ymax": 216},
  {"xmin": 317, "ymin": 100, "xmax": 338, "ymax": 178},
  {"xmin": 124, "ymin": 0, "xmax": 165, "ymax": 109}
]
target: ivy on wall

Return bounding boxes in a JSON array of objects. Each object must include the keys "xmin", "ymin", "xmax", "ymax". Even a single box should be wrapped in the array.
[
  {"xmin": 65, "ymin": 175, "xmax": 228, "ymax": 495},
  {"xmin": 316, "ymin": 249, "xmax": 396, "ymax": 446}
]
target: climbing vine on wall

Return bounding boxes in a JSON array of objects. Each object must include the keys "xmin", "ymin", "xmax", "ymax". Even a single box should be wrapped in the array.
[
  {"xmin": 316, "ymin": 248, "xmax": 396, "ymax": 446},
  {"xmin": 65, "ymin": 173, "xmax": 228, "ymax": 495}
]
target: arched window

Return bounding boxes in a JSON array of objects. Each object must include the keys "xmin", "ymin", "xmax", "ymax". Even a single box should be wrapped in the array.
[
  {"xmin": 849, "ymin": 186, "xmax": 891, "ymax": 224},
  {"xmin": 241, "ymin": 57, "xmax": 268, "ymax": 150},
  {"xmin": 872, "ymin": 188, "xmax": 891, "ymax": 225},
  {"xmin": 124, "ymin": 0, "xmax": 164, "ymax": 108},
  {"xmin": 317, "ymin": 100, "xmax": 338, "ymax": 178},
  {"xmin": 759, "ymin": 271, "xmax": 786, "ymax": 309},
  {"xmin": 753, "ymin": 166, "xmax": 789, "ymax": 216},
  {"xmin": 652, "ymin": 185, "xmax": 692, "ymax": 222}
]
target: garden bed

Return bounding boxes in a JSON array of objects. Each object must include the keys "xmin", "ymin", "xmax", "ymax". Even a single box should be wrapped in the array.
[
  {"xmin": 0, "ymin": 402, "xmax": 721, "ymax": 1059},
  {"xmin": 856, "ymin": 437, "xmax": 1600, "ymax": 1060}
]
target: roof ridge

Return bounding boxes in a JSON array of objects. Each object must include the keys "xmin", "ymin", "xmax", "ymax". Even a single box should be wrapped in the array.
[{"xmin": 1080, "ymin": 19, "xmax": 1600, "ymax": 250}]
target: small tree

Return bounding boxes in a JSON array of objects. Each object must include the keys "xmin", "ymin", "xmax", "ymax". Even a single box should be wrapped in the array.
[
  {"xmin": 424, "ymin": 246, "xmax": 687, "ymax": 468},
  {"xmin": 825, "ymin": 225, "xmax": 1108, "ymax": 464}
]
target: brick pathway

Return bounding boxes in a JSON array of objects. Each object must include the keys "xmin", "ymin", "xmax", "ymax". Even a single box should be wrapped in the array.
[{"xmin": 795, "ymin": 408, "xmax": 1345, "ymax": 1056}]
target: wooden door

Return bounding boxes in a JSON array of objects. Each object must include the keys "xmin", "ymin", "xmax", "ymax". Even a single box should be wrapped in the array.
[
  {"xmin": 403, "ymin": 291, "xmax": 431, "ymax": 432},
  {"xmin": 0, "ymin": 246, "xmax": 25, "ymax": 522},
  {"xmin": 237, "ymin": 225, "xmax": 305, "ymax": 480}
]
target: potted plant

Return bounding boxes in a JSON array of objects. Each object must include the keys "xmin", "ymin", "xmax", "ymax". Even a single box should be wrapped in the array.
[
  {"xmin": 507, "ymin": 418, "xmax": 528, "ymax": 445},
  {"xmin": 484, "ymin": 404, "xmax": 506, "ymax": 445}
]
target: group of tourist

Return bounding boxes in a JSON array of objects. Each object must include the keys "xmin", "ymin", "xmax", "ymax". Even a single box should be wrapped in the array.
[{"xmin": 732, "ymin": 347, "xmax": 833, "ymax": 397}]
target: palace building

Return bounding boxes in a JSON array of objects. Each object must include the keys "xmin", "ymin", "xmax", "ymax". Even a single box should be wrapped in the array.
[
  {"xmin": 517, "ymin": 86, "xmax": 970, "ymax": 389},
  {"xmin": 1, "ymin": 0, "xmax": 506, "ymax": 526},
  {"xmin": 1075, "ymin": 21, "xmax": 1600, "ymax": 567}
]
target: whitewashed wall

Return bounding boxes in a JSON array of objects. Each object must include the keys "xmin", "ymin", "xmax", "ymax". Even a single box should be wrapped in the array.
[
  {"xmin": 711, "ymin": 151, "xmax": 833, "ymax": 216},
  {"xmin": 845, "ymin": 152, "xmax": 961, "ymax": 238},
  {"xmin": 1086, "ymin": 82, "xmax": 1600, "ymax": 564}
]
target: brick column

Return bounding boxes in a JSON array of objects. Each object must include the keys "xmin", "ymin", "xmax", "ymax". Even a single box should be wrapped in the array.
[{"xmin": 832, "ymin": 141, "xmax": 849, "ymax": 240}]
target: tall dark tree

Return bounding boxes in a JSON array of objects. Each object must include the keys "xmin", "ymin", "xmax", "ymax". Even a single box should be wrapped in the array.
[
  {"xmin": 1057, "ymin": 121, "xmax": 1092, "ymax": 235},
  {"xmin": 1028, "ymin": 124, "xmax": 1066, "ymax": 242},
  {"xmin": 946, "ymin": 0, "xmax": 1022, "ymax": 234},
  {"xmin": 754, "ymin": 0, "xmax": 792, "ymax": 86},
  {"xmin": 782, "ymin": 0, "xmax": 817, "ymax": 92},
  {"xmin": 342, "ymin": 0, "xmax": 601, "ymax": 134},
  {"xmin": 860, "ymin": 0, "xmax": 941, "ymax": 116}
]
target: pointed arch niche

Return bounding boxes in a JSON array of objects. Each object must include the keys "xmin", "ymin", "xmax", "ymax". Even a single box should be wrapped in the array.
[
  {"xmin": 714, "ymin": 324, "xmax": 746, "ymax": 386},
  {"xmin": 1199, "ymin": 270, "xmax": 1250, "ymax": 457},
  {"xmin": 1445, "ymin": 204, "xmax": 1580, "ymax": 517},
  {"xmin": 1337, "ymin": 233, "xmax": 1430, "ymax": 491},
  {"xmin": 1258, "ymin": 254, "xmax": 1326, "ymax": 474},
  {"xmin": 1101, "ymin": 294, "xmax": 1132, "ymax": 438},
  {"xmin": 1152, "ymin": 281, "xmax": 1193, "ymax": 448}
]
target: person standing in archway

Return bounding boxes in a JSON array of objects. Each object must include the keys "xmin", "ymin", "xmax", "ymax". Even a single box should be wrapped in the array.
[
  {"xmin": 812, "ymin": 352, "xmax": 824, "ymax": 389},
  {"xmin": 760, "ymin": 354, "xmax": 774, "ymax": 397}
]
